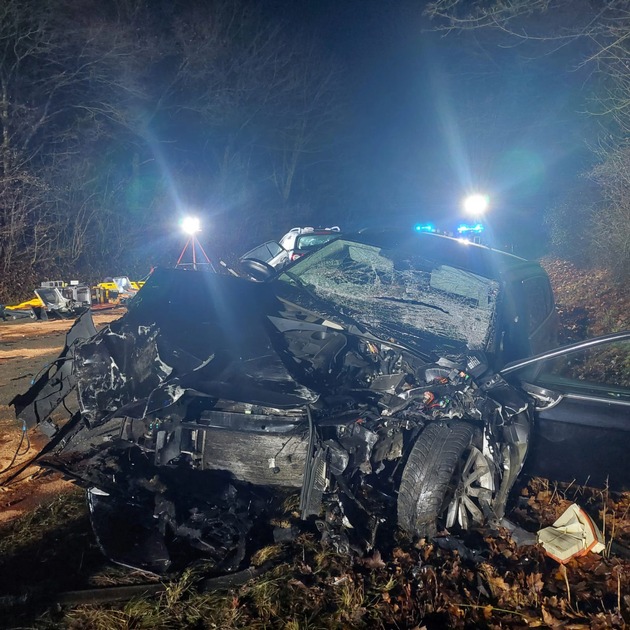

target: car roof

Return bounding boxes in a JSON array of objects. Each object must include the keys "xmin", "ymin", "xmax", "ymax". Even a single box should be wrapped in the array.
[
  {"xmin": 281, "ymin": 226, "xmax": 340, "ymax": 240},
  {"xmin": 297, "ymin": 230, "xmax": 339, "ymax": 236},
  {"xmin": 285, "ymin": 226, "xmax": 340, "ymax": 233},
  {"xmin": 344, "ymin": 228, "xmax": 544, "ymax": 282}
]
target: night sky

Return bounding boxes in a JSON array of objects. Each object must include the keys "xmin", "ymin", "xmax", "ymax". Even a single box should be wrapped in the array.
[{"xmin": 278, "ymin": 0, "xmax": 597, "ymax": 256}]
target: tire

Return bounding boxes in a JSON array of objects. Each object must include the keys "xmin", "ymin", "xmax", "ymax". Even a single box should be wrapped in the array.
[{"xmin": 398, "ymin": 421, "xmax": 493, "ymax": 538}]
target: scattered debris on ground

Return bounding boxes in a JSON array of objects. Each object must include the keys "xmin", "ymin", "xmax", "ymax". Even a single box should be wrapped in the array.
[
  {"xmin": 1, "ymin": 482, "xmax": 629, "ymax": 628},
  {"xmin": 537, "ymin": 503, "xmax": 605, "ymax": 564}
]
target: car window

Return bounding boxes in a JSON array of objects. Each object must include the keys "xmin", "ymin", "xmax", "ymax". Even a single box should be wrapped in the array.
[
  {"xmin": 295, "ymin": 233, "xmax": 339, "ymax": 251},
  {"xmin": 521, "ymin": 276, "xmax": 554, "ymax": 333},
  {"xmin": 516, "ymin": 339, "xmax": 630, "ymax": 399},
  {"xmin": 242, "ymin": 241, "xmax": 283, "ymax": 262}
]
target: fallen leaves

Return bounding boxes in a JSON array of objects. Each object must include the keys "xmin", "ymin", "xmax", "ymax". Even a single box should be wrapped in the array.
[{"xmin": 541, "ymin": 257, "xmax": 630, "ymax": 341}]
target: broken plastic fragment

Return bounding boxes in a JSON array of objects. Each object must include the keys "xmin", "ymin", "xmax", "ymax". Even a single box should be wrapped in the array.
[
  {"xmin": 537, "ymin": 503, "xmax": 605, "ymax": 564},
  {"xmin": 422, "ymin": 391, "xmax": 435, "ymax": 405}
]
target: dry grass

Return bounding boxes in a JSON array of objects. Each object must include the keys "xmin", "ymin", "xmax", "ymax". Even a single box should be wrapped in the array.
[
  {"xmin": 0, "ymin": 485, "xmax": 628, "ymax": 629},
  {"xmin": 0, "ymin": 486, "xmax": 86, "ymax": 555}
]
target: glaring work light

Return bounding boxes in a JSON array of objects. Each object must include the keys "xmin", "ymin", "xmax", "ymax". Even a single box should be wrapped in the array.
[
  {"xmin": 181, "ymin": 216, "xmax": 201, "ymax": 235},
  {"xmin": 176, "ymin": 216, "xmax": 215, "ymax": 271},
  {"xmin": 463, "ymin": 194, "xmax": 489, "ymax": 216}
]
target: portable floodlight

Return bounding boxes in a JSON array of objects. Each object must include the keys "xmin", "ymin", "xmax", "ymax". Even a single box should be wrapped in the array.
[
  {"xmin": 463, "ymin": 194, "xmax": 489, "ymax": 216},
  {"xmin": 176, "ymin": 216, "xmax": 215, "ymax": 271}
]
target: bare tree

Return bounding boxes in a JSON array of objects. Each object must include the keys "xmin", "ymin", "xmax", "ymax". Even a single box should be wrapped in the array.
[
  {"xmin": 590, "ymin": 144, "xmax": 630, "ymax": 280},
  {"xmin": 424, "ymin": 1, "xmax": 630, "ymax": 124},
  {"xmin": 143, "ymin": 1, "xmax": 344, "ymax": 242},
  {"xmin": 270, "ymin": 39, "xmax": 343, "ymax": 212},
  {"xmin": 424, "ymin": 0, "xmax": 630, "ymax": 281},
  {"xmin": 0, "ymin": 0, "xmax": 149, "ymax": 278},
  {"xmin": 0, "ymin": 0, "xmax": 344, "ymax": 299}
]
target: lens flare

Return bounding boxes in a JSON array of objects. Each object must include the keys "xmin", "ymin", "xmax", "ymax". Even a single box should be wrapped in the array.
[{"xmin": 181, "ymin": 216, "xmax": 201, "ymax": 234}]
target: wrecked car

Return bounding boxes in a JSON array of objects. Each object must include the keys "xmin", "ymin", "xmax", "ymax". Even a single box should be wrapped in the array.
[{"xmin": 11, "ymin": 230, "xmax": 630, "ymax": 574}]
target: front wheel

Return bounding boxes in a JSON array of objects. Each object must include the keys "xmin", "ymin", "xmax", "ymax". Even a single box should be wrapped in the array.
[{"xmin": 397, "ymin": 421, "xmax": 495, "ymax": 538}]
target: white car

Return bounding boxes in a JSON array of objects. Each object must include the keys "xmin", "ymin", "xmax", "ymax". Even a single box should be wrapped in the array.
[
  {"xmin": 239, "ymin": 226, "xmax": 342, "ymax": 276},
  {"xmin": 279, "ymin": 226, "xmax": 341, "ymax": 263}
]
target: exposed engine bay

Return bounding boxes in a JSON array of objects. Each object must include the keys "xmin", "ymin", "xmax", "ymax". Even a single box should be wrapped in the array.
[{"xmin": 11, "ymin": 268, "xmax": 531, "ymax": 574}]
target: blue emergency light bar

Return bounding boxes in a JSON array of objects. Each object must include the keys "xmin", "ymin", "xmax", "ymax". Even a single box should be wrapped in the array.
[{"xmin": 457, "ymin": 223, "xmax": 484, "ymax": 234}]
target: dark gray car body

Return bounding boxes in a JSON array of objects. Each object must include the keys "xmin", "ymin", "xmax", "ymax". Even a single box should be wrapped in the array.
[{"xmin": 17, "ymin": 231, "xmax": 627, "ymax": 577}]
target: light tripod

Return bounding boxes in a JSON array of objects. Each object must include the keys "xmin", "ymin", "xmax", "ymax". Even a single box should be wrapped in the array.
[{"xmin": 176, "ymin": 233, "xmax": 215, "ymax": 271}]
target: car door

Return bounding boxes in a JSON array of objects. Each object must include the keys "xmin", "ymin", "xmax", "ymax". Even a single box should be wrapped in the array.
[
  {"xmin": 500, "ymin": 271, "xmax": 558, "ymax": 365},
  {"xmin": 240, "ymin": 241, "xmax": 289, "ymax": 268},
  {"xmin": 519, "ymin": 274, "xmax": 558, "ymax": 355},
  {"xmin": 501, "ymin": 332, "xmax": 630, "ymax": 491}
]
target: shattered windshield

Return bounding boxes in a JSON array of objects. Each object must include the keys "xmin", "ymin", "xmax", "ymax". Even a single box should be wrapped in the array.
[{"xmin": 277, "ymin": 239, "xmax": 500, "ymax": 351}]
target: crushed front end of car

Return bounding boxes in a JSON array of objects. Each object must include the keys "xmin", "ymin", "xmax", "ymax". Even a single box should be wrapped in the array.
[{"xmin": 12, "ymin": 267, "xmax": 531, "ymax": 574}]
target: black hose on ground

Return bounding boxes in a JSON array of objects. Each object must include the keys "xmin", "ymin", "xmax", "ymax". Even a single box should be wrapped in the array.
[{"xmin": 0, "ymin": 561, "xmax": 278, "ymax": 610}]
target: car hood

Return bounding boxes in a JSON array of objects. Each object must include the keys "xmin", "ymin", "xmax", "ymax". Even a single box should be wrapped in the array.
[
  {"xmin": 13, "ymin": 267, "xmax": 488, "ymax": 432},
  {"xmin": 79, "ymin": 268, "xmax": 326, "ymax": 421}
]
